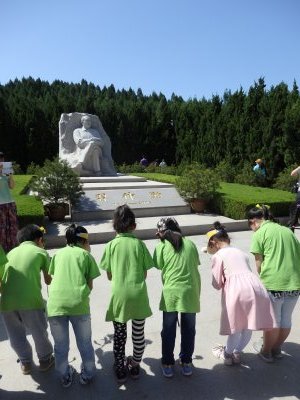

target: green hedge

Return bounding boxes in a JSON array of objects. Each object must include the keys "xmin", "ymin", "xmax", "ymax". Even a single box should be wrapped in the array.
[
  {"xmin": 134, "ymin": 172, "xmax": 177, "ymax": 184},
  {"xmin": 12, "ymin": 175, "xmax": 45, "ymax": 227},
  {"xmin": 212, "ymin": 183, "xmax": 294, "ymax": 219},
  {"xmin": 136, "ymin": 173, "xmax": 294, "ymax": 219}
]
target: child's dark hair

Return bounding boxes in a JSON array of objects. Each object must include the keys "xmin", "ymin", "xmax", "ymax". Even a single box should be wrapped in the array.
[
  {"xmin": 113, "ymin": 205, "xmax": 136, "ymax": 233},
  {"xmin": 65, "ymin": 224, "xmax": 88, "ymax": 246},
  {"xmin": 157, "ymin": 217, "xmax": 183, "ymax": 251},
  {"xmin": 17, "ymin": 224, "xmax": 44, "ymax": 244},
  {"xmin": 247, "ymin": 204, "xmax": 277, "ymax": 223},
  {"xmin": 209, "ymin": 221, "xmax": 230, "ymax": 244}
]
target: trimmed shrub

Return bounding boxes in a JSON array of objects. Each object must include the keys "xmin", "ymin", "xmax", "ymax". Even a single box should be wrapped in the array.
[
  {"xmin": 273, "ymin": 164, "xmax": 298, "ymax": 192},
  {"xmin": 214, "ymin": 160, "xmax": 237, "ymax": 183},
  {"xmin": 212, "ymin": 182, "xmax": 294, "ymax": 219},
  {"xmin": 176, "ymin": 163, "xmax": 220, "ymax": 201}
]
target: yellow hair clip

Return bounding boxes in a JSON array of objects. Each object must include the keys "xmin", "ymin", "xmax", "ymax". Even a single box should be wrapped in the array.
[
  {"xmin": 206, "ymin": 229, "xmax": 218, "ymax": 239},
  {"xmin": 39, "ymin": 226, "xmax": 46, "ymax": 234},
  {"xmin": 76, "ymin": 232, "xmax": 89, "ymax": 240},
  {"xmin": 255, "ymin": 204, "xmax": 270, "ymax": 210}
]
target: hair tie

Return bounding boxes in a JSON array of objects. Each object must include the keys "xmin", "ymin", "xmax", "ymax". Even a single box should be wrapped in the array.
[
  {"xmin": 206, "ymin": 229, "xmax": 219, "ymax": 239},
  {"xmin": 39, "ymin": 226, "xmax": 46, "ymax": 234},
  {"xmin": 76, "ymin": 232, "xmax": 88, "ymax": 240},
  {"xmin": 255, "ymin": 203, "xmax": 270, "ymax": 210}
]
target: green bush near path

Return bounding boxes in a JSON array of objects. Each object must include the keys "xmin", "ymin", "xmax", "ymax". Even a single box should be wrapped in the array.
[
  {"xmin": 12, "ymin": 175, "xmax": 45, "ymax": 227},
  {"xmin": 135, "ymin": 173, "xmax": 294, "ymax": 219},
  {"xmin": 213, "ymin": 182, "xmax": 294, "ymax": 219}
]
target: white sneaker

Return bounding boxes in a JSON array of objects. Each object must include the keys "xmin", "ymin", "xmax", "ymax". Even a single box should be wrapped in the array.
[{"xmin": 212, "ymin": 345, "xmax": 233, "ymax": 366}]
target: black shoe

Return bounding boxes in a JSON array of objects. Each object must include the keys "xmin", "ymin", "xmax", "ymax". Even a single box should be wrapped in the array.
[
  {"xmin": 127, "ymin": 356, "xmax": 140, "ymax": 379},
  {"xmin": 114, "ymin": 365, "xmax": 128, "ymax": 384}
]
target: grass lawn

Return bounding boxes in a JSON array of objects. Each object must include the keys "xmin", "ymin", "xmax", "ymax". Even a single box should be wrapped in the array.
[
  {"xmin": 218, "ymin": 182, "xmax": 294, "ymax": 203},
  {"xmin": 12, "ymin": 175, "xmax": 45, "ymax": 226}
]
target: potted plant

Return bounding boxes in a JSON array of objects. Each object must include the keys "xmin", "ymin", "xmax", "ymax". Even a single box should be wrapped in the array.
[
  {"xmin": 30, "ymin": 158, "xmax": 84, "ymax": 221},
  {"xmin": 175, "ymin": 163, "xmax": 220, "ymax": 213}
]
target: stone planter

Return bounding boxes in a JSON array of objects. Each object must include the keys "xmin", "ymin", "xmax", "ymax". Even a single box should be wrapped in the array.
[
  {"xmin": 190, "ymin": 198, "xmax": 207, "ymax": 213},
  {"xmin": 45, "ymin": 203, "xmax": 68, "ymax": 222}
]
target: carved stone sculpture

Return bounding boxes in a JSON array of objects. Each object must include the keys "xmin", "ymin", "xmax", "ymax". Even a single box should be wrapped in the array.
[{"xmin": 59, "ymin": 112, "xmax": 117, "ymax": 176}]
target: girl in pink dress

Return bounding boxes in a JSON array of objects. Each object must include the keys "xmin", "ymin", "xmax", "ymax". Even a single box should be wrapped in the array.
[{"xmin": 206, "ymin": 222, "xmax": 276, "ymax": 366}]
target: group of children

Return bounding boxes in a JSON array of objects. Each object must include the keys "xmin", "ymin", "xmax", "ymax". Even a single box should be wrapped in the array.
[{"xmin": 0, "ymin": 203, "xmax": 299, "ymax": 388}]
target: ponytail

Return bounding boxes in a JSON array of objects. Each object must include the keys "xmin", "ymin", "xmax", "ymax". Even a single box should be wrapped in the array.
[
  {"xmin": 65, "ymin": 224, "xmax": 88, "ymax": 246},
  {"xmin": 156, "ymin": 217, "xmax": 183, "ymax": 251}
]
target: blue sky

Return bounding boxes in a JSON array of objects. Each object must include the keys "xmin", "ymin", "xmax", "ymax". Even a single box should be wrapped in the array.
[{"xmin": 1, "ymin": 0, "xmax": 300, "ymax": 99}]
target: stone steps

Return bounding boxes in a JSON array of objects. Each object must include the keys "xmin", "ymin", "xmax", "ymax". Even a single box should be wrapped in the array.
[{"xmin": 45, "ymin": 213, "xmax": 249, "ymax": 248}]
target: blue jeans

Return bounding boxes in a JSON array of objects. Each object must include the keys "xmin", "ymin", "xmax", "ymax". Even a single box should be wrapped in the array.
[
  {"xmin": 268, "ymin": 292, "xmax": 299, "ymax": 328},
  {"xmin": 49, "ymin": 315, "xmax": 96, "ymax": 379},
  {"xmin": 2, "ymin": 310, "xmax": 53, "ymax": 364},
  {"xmin": 161, "ymin": 312, "xmax": 196, "ymax": 365}
]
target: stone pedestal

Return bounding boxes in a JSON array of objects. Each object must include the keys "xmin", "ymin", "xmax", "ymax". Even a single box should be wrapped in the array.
[{"xmin": 72, "ymin": 175, "xmax": 190, "ymax": 221}]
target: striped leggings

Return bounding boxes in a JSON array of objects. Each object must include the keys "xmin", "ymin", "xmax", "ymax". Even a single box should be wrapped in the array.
[{"xmin": 113, "ymin": 319, "xmax": 145, "ymax": 371}]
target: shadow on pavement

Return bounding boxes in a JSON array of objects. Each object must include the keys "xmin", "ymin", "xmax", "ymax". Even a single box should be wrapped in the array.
[{"xmin": 1, "ymin": 341, "xmax": 300, "ymax": 400}]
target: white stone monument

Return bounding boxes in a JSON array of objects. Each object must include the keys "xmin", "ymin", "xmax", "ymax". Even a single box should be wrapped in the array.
[{"xmin": 59, "ymin": 112, "xmax": 117, "ymax": 176}]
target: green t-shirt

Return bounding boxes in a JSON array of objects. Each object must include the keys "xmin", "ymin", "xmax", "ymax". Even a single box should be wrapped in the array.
[
  {"xmin": 0, "ymin": 241, "xmax": 50, "ymax": 312},
  {"xmin": 100, "ymin": 233, "xmax": 153, "ymax": 323},
  {"xmin": 47, "ymin": 245, "xmax": 100, "ymax": 317},
  {"xmin": 153, "ymin": 237, "xmax": 201, "ymax": 313},
  {"xmin": 250, "ymin": 220, "xmax": 300, "ymax": 290},
  {"xmin": 0, "ymin": 245, "xmax": 8, "ymax": 280},
  {"xmin": 0, "ymin": 175, "xmax": 13, "ymax": 204}
]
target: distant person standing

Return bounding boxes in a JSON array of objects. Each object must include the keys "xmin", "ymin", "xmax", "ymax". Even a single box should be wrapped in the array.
[
  {"xmin": 0, "ymin": 151, "xmax": 18, "ymax": 253},
  {"xmin": 288, "ymin": 165, "xmax": 300, "ymax": 232},
  {"xmin": 140, "ymin": 156, "xmax": 148, "ymax": 168},
  {"xmin": 159, "ymin": 159, "xmax": 167, "ymax": 168},
  {"xmin": 253, "ymin": 158, "xmax": 266, "ymax": 177}
]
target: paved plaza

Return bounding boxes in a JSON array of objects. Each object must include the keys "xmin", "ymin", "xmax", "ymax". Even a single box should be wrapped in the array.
[{"xmin": 1, "ymin": 230, "xmax": 300, "ymax": 400}]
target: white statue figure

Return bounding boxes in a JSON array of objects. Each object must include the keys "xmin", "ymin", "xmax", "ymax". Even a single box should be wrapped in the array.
[{"xmin": 59, "ymin": 112, "xmax": 117, "ymax": 176}]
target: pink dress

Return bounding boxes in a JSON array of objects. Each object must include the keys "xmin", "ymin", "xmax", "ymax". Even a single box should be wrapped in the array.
[{"xmin": 211, "ymin": 246, "xmax": 276, "ymax": 335}]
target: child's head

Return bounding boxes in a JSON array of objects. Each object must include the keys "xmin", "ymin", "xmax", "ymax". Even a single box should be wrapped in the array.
[
  {"xmin": 247, "ymin": 204, "xmax": 276, "ymax": 231},
  {"xmin": 113, "ymin": 205, "xmax": 136, "ymax": 233},
  {"xmin": 206, "ymin": 221, "xmax": 230, "ymax": 254},
  {"xmin": 65, "ymin": 224, "xmax": 89, "ymax": 249},
  {"xmin": 17, "ymin": 224, "xmax": 45, "ymax": 247},
  {"xmin": 156, "ymin": 217, "xmax": 183, "ymax": 251}
]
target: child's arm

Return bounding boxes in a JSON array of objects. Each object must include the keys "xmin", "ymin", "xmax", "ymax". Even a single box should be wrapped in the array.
[
  {"xmin": 88, "ymin": 279, "xmax": 93, "ymax": 290},
  {"xmin": 43, "ymin": 270, "xmax": 52, "ymax": 285},
  {"xmin": 254, "ymin": 254, "xmax": 263, "ymax": 274},
  {"xmin": 144, "ymin": 271, "xmax": 147, "ymax": 279},
  {"xmin": 211, "ymin": 255, "xmax": 225, "ymax": 289},
  {"xmin": 107, "ymin": 271, "xmax": 112, "ymax": 280}
]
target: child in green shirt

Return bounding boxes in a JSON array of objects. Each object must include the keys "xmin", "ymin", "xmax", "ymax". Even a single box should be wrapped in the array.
[
  {"xmin": 153, "ymin": 217, "xmax": 201, "ymax": 378},
  {"xmin": 100, "ymin": 205, "xmax": 153, "ymax": 384},
  {"xmin": 47, "ymin": 224, "xmax": 100, "ymax": 388},
  {"xmin": 0, "ymin": 225, "xmax": 53, "ymax": 375}
]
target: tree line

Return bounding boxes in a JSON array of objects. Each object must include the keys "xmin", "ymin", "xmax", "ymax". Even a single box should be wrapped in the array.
[{"xmin": 0, "ymin": 77, "xmax": 299, "ymax": 179}]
